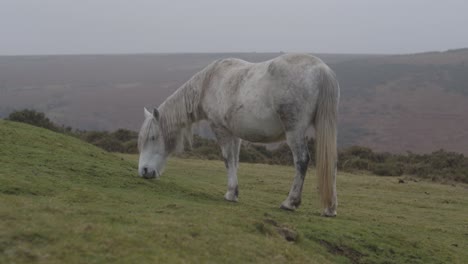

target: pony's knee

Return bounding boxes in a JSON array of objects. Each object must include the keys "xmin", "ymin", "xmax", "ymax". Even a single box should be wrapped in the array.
[{"xmin": 296, "ymin": 151, "xmax": 310, "ymax": 175}]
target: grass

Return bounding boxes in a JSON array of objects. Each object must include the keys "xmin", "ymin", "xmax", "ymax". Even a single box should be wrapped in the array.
[{"xmin": 0, "ymin": 119, "xmax": 467, "ymax": 263}]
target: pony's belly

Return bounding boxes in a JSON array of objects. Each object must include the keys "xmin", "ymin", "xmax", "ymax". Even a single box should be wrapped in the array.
[{"xmin": 230, "ymin": 114, "xmax": 284, "ymax": 143}]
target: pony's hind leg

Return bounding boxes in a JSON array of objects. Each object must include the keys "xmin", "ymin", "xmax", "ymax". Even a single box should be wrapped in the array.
[
  {"xmin": 280, "ymin": 131, "xmax": 310, "ymax": 211},
  {"xmin": 211, "ymin": 125, "xmax": 241, "ymax": 202}
]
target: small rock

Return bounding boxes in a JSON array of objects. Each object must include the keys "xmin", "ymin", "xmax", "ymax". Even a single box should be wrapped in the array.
[{"xmin": 398, "ymin": 179, "xmax": 405, "ymax": 184}]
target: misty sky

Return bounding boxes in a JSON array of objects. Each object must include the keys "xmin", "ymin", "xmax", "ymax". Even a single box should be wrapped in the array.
[{"xmin": 1, "ymin": 0, "xmax": 468, "ymax": 55}]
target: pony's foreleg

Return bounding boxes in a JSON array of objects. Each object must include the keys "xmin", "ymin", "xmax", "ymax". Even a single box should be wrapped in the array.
[
  {"xmin": 280, "ymin": 132, "xmax": 310, "ymax": 210},
  {"xmin": 212, "ymin": 125, "xmax": 241, "ymax": 202},
  {"xmin": 221, "ymin": 137, "xmax": 241, "ymax": 202}
]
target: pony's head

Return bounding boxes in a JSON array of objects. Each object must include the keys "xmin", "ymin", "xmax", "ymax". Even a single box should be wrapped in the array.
[{"xmin": 138, "ymin": 108, "xmax": 167, "ymax": 179}]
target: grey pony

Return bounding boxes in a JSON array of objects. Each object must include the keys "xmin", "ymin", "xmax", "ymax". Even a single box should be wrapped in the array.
[{"xmin": 138, "ymin": 53, "xmax": 339, "ymax": 216}]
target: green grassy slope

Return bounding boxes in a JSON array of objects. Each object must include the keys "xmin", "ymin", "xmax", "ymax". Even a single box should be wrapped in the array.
[{"xmin": 0, "ymin": 120, "xmax": 467, "ymax": 263}]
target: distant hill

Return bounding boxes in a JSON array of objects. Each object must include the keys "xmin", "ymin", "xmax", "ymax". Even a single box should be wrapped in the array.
[
  {"xmin": 0, "ymin": 50, "xmax": 467, "ymax": 154},
  {"xmin": 333, "ymin": 48, "xmax": 468, "ymax": 154}
]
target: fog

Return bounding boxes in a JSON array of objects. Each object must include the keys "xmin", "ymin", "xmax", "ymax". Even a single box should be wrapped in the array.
[{"xmin": 1, "ymin": 0, "xmax": 467, "ymax": 55}]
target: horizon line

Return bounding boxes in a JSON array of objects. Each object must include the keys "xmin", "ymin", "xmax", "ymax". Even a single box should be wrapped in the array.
[{"xmin": 1, "ymin": 47, "xmax": 467, "ymax": 57}]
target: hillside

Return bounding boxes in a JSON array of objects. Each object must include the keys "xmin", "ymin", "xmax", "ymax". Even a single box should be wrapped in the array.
[
  {"xmin": 334, "ymin": 49, "xmax": 468, "ymax": 154},
  {"xmin": 1, "ymin": 50, "xmax": 467, "ymax": 154},
  {"xmin": 0, "ymin": 120, "xmax": 467, "ymax": 263},
  {"xmin": 0, "ymin": 52, "xmax": 376, "ymax": 131}
]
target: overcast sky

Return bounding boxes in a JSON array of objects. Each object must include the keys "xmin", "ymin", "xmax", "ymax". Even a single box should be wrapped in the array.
[{"xmin": 1, "ymin": 0, "xmax": 467, "ymax": 55}]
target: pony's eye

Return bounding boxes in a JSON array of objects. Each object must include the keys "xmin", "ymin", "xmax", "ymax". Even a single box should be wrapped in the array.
[{"xmin": 151, "ymin": 136, "xmax": 155, "ymax": 141}]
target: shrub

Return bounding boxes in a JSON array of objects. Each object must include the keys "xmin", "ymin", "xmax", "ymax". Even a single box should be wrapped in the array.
[
  {"xmin": 340, "ymin": 157, "xmax": 371, "ymax": 172},
  {"xmin": 93, "ymin": 136, "xmax": 124, "ymax": 153},
  {"xmin": 7, "ymin": 109, "xmax": 60, "ymax": 132},
  {"xmin": 348, "ymin": 146, "xmax": 374, "ymax": 160},
  {"xmin": 5, "ymin": 109, "xmax": 468, "ymax": 183},
  {"xmin": 239, "ymin": 144, "xmax": 268, "ymax": 164},
  {"xmin": 123, "ymin": 139, "xmax": 138, "ymax": 154},
  {"xmin": 113, "ymin": 129, "xmax": 137, "ymax": 142},
  {"xmin": 371, "ymin": 162, "xmax": 404, "ymax": 176},
  {"xmin": 269, "ymin": 143, "xmax": 293, "ymax": 165}
]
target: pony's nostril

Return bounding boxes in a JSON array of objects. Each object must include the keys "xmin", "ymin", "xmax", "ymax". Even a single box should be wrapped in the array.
[{"xmin": 143, "ymin": 167, "xmax": 148, "ymax": 174}]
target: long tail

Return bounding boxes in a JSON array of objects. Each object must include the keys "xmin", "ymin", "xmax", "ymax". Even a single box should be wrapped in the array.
[{"xmin": 315, "ymin": 66, "xmax": 339, "ymax": 212}]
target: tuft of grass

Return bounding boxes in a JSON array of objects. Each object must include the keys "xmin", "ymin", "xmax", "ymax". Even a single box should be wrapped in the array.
[{"xmin": 1, "ymin": 120, "xmax": 467, "ymax": 263}]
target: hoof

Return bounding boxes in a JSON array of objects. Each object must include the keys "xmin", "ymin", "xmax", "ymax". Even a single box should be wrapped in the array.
[
  {"xmin": 321, "ymin": 208, "xmax": 337, "ymax": 217},
  {"xmin": 224, "ymin": 191, "xmax": 238, "ymax": 202},
  {"xmin": 280, "ymin": 204, "xmax": 296, "ymax": 211},
  {"xmin": 280, "ymin": 200, "xmax": 298, "ymax": 211}
]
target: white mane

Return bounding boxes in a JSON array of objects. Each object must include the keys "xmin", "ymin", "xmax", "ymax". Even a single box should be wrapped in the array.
[{"xmin": 157, "ymin": 69, "xmax": 208, "ymax": 153}]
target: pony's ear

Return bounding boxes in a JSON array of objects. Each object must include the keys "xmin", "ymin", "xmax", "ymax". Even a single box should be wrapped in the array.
[
  {"xmin": 144, "ymin": 108, "xmax": 152, "ymax": 119},
  {"xmin": 153, "ymin": 108, "xmax": 159, "ymax": 120}
]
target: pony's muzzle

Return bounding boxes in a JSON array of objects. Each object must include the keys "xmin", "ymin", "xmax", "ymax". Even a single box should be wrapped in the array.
[{"xmin": 141, "ymin": 167, "xmax": 156, "ymax": 179}]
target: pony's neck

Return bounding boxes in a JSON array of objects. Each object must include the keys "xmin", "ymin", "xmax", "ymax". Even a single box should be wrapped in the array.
[{"xmin": 158, "ymin": 71, "xmax": 205, "ymax": 154}]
